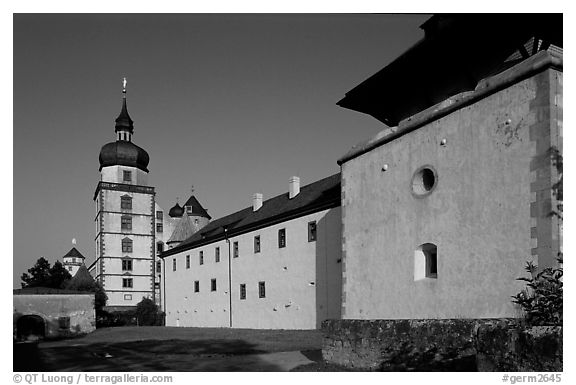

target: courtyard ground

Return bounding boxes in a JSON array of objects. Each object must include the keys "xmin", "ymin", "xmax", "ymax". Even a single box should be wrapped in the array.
[{"xmin": 13, "ymin": 326, "xmax": 344, "ymax": 372}]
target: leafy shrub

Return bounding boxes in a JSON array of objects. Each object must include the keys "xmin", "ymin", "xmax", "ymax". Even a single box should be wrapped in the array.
[
  {"xmin": 135, "ymin": 298, "xmax": 165, "ymax": 326},
  {"xmin": 512, "ymin": 258, "xmax": 563, "ymax": 326}
]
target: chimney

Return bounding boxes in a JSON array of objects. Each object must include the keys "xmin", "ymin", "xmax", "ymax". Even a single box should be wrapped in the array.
[
  {"xmin": 289, "ymin": 176, "xmax": 300, "ymax": 199},
  {"xmin": 253, "ymin": 193, "xmax": 263, "ymax": 211}
]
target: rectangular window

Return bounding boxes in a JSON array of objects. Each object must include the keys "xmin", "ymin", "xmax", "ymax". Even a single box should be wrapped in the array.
[
  {"xmin": 123, "ymin": 170, "xmax": 132, "ymax": 182},
  {"xmin": 211, "ymin": 279, "xmax": 217, "ymax": 292},
  {"xmin": 278, "ymin": 228, "xmax": 286, "ymax": 248},
  {"xmin": 122, "ymin": 278, "xmax": 133, "ymax": 288},
  {"xmin": 308, "ymin": 221, "xmax": 317, "ymax": 242},
  {"xmin": 156, "ymin": 211, "xmax": 163, "ymax": 220},
  {"xmin": 156, "ymin": 261, "xmax": 162, "ymax": 273},
  {"xmin": 215, "ymin": 247, "xmax": 220, "ymax": 263},
  {"xmin": 121, "ymin": 196, "xmax": 132, "ymax": 210},
  {"xmin": 199, "ymin": 251, "xmax": 204, "ymax": 265},
  {"xmin": 186, "ymin": 255, "xmax": 190, "ymax": 269},
  {"xmin": 122, "ymin": 238, "xmax": 133, "ymax": 253},
  {"xmin": 258, "ymin": 281, "xmax": 266, "ymax": 298},
  {"xmin": 254, "ymin": 235, "xmax": 261, "ymax": 253},
  {"xmin": 172, "ymin": 258, "xmax": 176, "ymax": 272},
  {"xmin": 240, "ymin": 284, "xmax": 246, "ymax": 300},
  {"xmin": 122, "ymin": 259, "xmax": 132, "ymax": 271},
  {"xmin": 157, "ymin": 242, "xmax": 164, "ymax": 254},
  {"xmin": 124, "ymin": 294, "xmax": 132, "ymax": 300},
  {"xmin": 121, "ymin": 216, "xmax": 132, "ymax": 231},
  {"xmin": 156, "ymin": 223, "xmax": 163, "ymax": 233},
  {"xmin": 194, "ymin": 281, "xmax": 199, "ymax": 293},
  {"xmin": 233, "ymin": 241, "xmax": 239, "ymax": 258}
]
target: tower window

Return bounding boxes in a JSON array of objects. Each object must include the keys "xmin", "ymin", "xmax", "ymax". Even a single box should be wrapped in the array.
[
  {"xmin": 157, "ymin": 242, "xmax": 164, "ymax": 254},
  {"xmin": 240, "ymin": 284, "xmax": 246, "ymax": 300},
  {"xmin": 172, "ymin": 258, "xmax": 176, "ymax": 272},
  {"xmin": 278, "ymin": 229, "xmax": 286, "ymax": 248},
  {"xmin": 194, "ymin": 281, "xmax": 200, "ymax": 293},
  {"xmin": 123, "ymin": 170, "xmax": 132, "ymax": 182},
  {"xmin": 122, "ymin": 259, "xmax": 132, "ymax": 271},
  {"xmin": 122, "ymin": 238, "xmax": 133, "ymax": 253},
  {"xmin": 121, "ymin": 196, "xmax": 132, "ymax": 210},
  {"xmin": 156, "ymin": 260, "xmax": 162, "ymax": 273},
  {"xmin": 211, "ymin": 279, "xmax": 217, "ymax": 292},
  {"xmin": 215, "ymin": 247, "xmax": 220, "ymax": 263},
  {"xmin": 258, "ymin": 281, "xmax": 266, "ymax": 298},
  {"xmin": 121, "ymin": 215, "xmax": 132, "ymax": 231},
  {"xmin": 122, "ymin": 278, "xmax": 133, "ymax": 288},
  {"xmin": 156, "ymin": 211, "xmax": 163, "ymax": 220},
  {"xmin": 414, "ymin": 243, "xmax": 438, "ymax": 281},
  {"xmin": 199, "ymin": 251, "xmax": 204, "ymax": 265},
  {"xmin": 308, "ymin": 221, "xmax": 317, "ymax": 242},
  {"xmin": 254, "ymin": 235, "xmax": 261, "ymax": 253},
  {"xmin": 156, "ymin": 223, "xmax": 163, "ymax": 233},
  {"xmin": 233, "ymin": 242, "xmax": 239, "ymax": 258}
]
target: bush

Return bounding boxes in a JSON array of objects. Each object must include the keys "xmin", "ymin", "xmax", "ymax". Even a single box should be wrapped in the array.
[
  {"xmin": 512, "ymin": 258, "xmax": 563, "ymax": 326},
  {"xmin": 96, "ymin": 310, "xmax": 137, "ymax": 328},
  {"xmin": 135, "ymin": 298, "xmax": 165, "ymax": 326}
]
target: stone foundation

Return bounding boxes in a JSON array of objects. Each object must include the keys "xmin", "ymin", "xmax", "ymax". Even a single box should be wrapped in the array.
[{"xmin": 322, "ymin": 319, "xmax": 562, "ymax": 371}]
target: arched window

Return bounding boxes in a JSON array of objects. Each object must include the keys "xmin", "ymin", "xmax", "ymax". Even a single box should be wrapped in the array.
[{"xmin": 414, "ymin": 243, "xmax": 438, "ymax": 280}]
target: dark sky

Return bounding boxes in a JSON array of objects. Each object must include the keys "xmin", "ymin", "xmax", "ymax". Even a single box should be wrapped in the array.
[{"xmin": 13, "ymin": 14, "xmax": 429, "ymax": 287}]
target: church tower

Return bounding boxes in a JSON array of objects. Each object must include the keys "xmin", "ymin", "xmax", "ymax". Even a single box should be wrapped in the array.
[{"xmin": 93, "ymin": 79, "xmax": 156, "ymax": 311}]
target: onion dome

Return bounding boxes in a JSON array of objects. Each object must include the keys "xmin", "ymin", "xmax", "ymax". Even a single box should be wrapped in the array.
[
  {"xmin": 99, "ymin": 141, "xmax": 150, "ymax": 172},
  {"xmin": 98, "ymin": 78, "xmax": 150, "ymax": 172},
  {"xmin": 169, "ymin": 202, "xmax": 184, "ymax": 218}
]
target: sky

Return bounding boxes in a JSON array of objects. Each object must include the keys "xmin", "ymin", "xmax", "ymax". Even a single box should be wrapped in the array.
[{"xmin": 13, "ymin": 13, "xmax": 429, "ymax": 287}]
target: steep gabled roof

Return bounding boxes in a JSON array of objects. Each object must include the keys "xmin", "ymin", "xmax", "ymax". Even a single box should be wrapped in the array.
[
  {"xmin": 162, "ymin": 173, "xmax": 340, "ymax": 257},
  {"xmin": 62, "ymin": 247, "xmax": 85, "ymax": 260},
  {"xmin": 167, "ymin": 212, "xmax": 200, "ymax": 244},
  {"xmin": 182, "ymin": 195, "xmax": 211, "ymax": 219}
]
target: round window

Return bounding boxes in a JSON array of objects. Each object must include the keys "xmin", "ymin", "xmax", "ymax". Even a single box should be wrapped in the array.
[{"xmin": 412, "ymin": 166, "xmax": 437, "ymax": 196}]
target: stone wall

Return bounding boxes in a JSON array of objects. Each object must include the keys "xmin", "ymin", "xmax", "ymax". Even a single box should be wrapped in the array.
[
  {"xmin": 476, "ymin": 323, "xmax": 562, "ymax": 371},
  {"xmin": 13, "ymin": 294, "xmax": 96, "ymax": 339},
  {"xmin": 322, "ymin": 319, "xmax": 562, "ymax": 371}
]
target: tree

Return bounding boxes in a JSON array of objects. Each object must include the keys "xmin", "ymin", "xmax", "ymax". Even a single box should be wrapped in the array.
[
  {"xmin": 135, "ymin": 297, "xmax": 164, "ymax": 326},
  {"xmin": 21, "ymin": 257, "xmax": 72, "ymax": 289},
  {"xmin": 65, "ymin": 265, "xmax": 107, "ymax": 313}
]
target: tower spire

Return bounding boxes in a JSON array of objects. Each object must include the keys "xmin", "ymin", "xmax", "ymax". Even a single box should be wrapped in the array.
[{"xmin": 115, "ymin": 77, "xmax": 134, "ymax": 138}]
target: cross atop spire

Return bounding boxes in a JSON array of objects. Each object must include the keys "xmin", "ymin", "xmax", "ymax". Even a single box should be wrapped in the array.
[
  {"xmin": 122, "ymin": 77, "xmax": 127, "ymax": 94},
  {"xmin": 191, "ymin": 185, "xmax": 195, "ymax": 194}
]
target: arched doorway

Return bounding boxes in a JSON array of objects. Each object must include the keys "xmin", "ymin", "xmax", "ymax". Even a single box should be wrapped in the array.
[{"xmin": 16, "ymin": 315, "xmax": 46, "ymax": 341}]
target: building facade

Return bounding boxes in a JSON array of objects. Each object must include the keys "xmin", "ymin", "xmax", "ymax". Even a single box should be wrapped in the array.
[
  {"xmin": 337, "ymin": 15, "xmax": 562, "ymax": 320},
  {"xmin": 161, "ymin": 174, "xmax": 342, "ymax": 329}
]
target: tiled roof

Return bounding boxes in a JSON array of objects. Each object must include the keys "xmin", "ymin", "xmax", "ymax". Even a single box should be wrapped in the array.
[
  {"xmin": 62, "ymin": 247, "xmax": 85, "ymax": 260},
  {"xmin": 182, "ymin": 195, "xmax": 211, "ymax": 219},
  {"xmin": 162, "ymin": 173, "xmax": 340, "ymax": 257}
]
